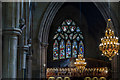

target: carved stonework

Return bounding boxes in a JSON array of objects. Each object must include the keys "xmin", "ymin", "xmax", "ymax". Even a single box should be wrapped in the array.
[{"xmin": 3, "ymin": 28, "xmax": 22, "ymax": 36}]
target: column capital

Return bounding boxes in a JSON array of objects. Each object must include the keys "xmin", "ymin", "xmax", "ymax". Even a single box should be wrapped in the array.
[{"xmin": 3, "ymin": 28, "xmax": 22, "ymax": 36}]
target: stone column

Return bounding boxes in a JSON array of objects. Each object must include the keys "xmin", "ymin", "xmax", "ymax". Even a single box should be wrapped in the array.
[
  {"xmin": 22, "ymin": 45, "xmax": 29, "ymax": 78},
  {"xmin": 40, "ymin": 42, "xmax": 48, "ymax": 79},
  {"xmin": 26, "ymin": 54, "xmax": 32, "ymax": 79},
  {"xmin": 17, "ymin": 32, "xmax": 24, "ymax": 78},
  {"xmin": 2, "ymin": 28, "xmax": 22, "ymax": 78},
  {"xmin": 2, "ymin": 2, "xmax": 21, "ymax": 78}
]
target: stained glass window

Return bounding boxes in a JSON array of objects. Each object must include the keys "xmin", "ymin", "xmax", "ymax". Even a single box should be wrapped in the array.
[
  {"xmin": 53, "ymin": 40, "xmax": 59, "ymax": 60},
  {"xmin": 76, "ymin": 27, "xmax": 80, "ymax": 32},
  {"xmin": 72, "ymin": 40, "xmax": 77, "ymax": 57},
  {"xmin": 60, "ymin": 40, "xmax": 65, "ymax": 59},
  {"xmin": 79, "ymin": 41, "xmax": 84, "ymax": 55},
  {"xmin": 57, "ymin": 26, "xmax": 61, "ymax": 32},
  {"xmin": 53, "ymin": 19, "xmax": 84, "ymax": 60},
  {"xmin": 62, "ymin": 26, "xmax": 68, "ymax": 32},
  {"xmin": 66, "ymin": 40, "xmax": 71, "ymax": 58}
]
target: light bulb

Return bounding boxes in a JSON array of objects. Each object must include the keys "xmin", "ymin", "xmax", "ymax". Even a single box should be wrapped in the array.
[
  {"xmin": 111, "ymin": 42, "xmax": 112, "ymax": 44},
  {"xmin": 105, "ymin": 70, "xmax": 108, "ymax": 73},
  {"xmin": 117, "ymin": 53, "xmax": 119, "ymax": 55},
  {"xmin": 105, "ymin": 52, "xmax": 106, "ymax": 54},
  {"xmin": 105, "ymin": 43, "xmax": 106, "ymax": 45},
  {"xmin": 116, "ymin": 37, "xmax": 118, "ymax": 39}
]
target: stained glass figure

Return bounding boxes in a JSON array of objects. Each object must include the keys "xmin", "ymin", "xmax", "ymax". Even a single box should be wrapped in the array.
[
  {"xmin": 60, "ymin": 40, "xmax": 65, "ymax": 59},
  {"xmin": 53, "ymin": 40, "xmax": 59, "ymax": 60},
  {"xmin": 66, "ymin": 40, "xmax": 71, "ymax": 58},
  {"xmin": 76, "ymin": 27, "xmax": 80, "ymax": 32},
  {"xmin": 79, "ymin": 41, "xmax": 84, "ymax": 56},
  {"xmin": 72, "ymin": 40, "xmax": 77, "ymax": 57}
]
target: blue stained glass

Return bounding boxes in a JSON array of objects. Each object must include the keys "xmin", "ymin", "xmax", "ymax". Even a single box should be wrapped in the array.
[
  {"xmin": 79, "ymin": 41, "xmax": 84, "ymax": 56},
  {"xmin": 53, "ymin": 40, "xmax": 59, "ymax": 60},
  {"xmin": 72, "ymin": 40, "xmax": 77, "ymax": 57},
  {"xmin": 58, "ymin": 36, "xmax": 61, "ymax": 41},
  {"xmin": 60, "ymin": 40, "xmax": 65, "ymax": 59},
  {"xmin": 57, "ymin": 27, "xmax": 61, "ymax": 32},
  {"xmin": 77, "ymin": 36, "xmax": 80, "ymax": 41},
  {"xmin": 76, "ymin": 27, "xmax": 80, "ymax": 32},
  {"xmin": 66, "ymin": 40, "xmax": 71, "ymax": 58}
]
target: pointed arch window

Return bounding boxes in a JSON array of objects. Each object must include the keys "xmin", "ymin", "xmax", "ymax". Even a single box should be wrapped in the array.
[
  {"xmin": 60, "ymin": 40, "xmax": 65, "ymax": 59},
  {"xmin": 53, "ymin": 19, "xmax": 84, "ymax": 60},
  {"xmin": 72, "ymin": 40, "xmax": 77, "ymax": 58},
  {"xmin": 53, "ymin": 40, "xmax": 59, "ymax": 60},
  {"xmin": 79, "ymin": 41, "xmax": 84, "ymax": 55},
  {"xmin": 66, "ymin": 40, "xmax": 71, "ymax": 58}
]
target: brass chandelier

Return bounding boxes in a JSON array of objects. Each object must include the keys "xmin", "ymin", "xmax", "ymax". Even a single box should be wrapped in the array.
[
  {"xmin": 74, "ymin": 54, "xmax": 87, "ymax": 70},
  {"xmin": 99, "ymin": 19, "xmax": 120, "ymax": 60}
]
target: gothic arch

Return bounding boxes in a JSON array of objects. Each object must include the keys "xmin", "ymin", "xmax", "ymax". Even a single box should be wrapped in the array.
[
  {"xmin": 38, "ymin": 2, "xmax": 118, "ymax": 78},
  {"xmin": 38, "ymin": 2, "xmax": 118, "ymax": 46}
]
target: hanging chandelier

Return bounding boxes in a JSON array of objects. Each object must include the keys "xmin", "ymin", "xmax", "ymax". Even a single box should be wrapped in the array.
[
  {"xmin": 74, "ymin": 54, "xmax": 87, "ymax": 70},
  {"xmin": 99, "ymin": 19, "xmax": 120, "ymax": 60}
]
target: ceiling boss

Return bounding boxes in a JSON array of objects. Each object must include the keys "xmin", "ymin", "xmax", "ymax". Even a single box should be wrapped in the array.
[{"xmin": 99, "ymin": 19, "xmax": 120, "ymax": 60}]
